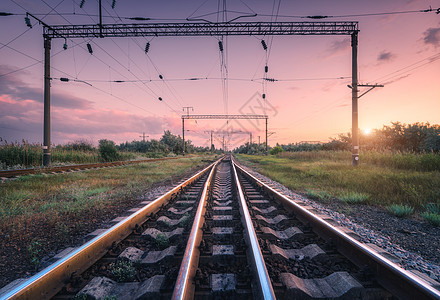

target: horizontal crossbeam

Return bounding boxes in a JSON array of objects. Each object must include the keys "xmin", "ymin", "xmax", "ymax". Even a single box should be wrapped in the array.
[
  {"xmin": 43, "ymin": 21, "xmax": 358, "ymax": 39},
  {"xmin": 182, "ymin": 114, "xmax": 267, "ymax": 120}
]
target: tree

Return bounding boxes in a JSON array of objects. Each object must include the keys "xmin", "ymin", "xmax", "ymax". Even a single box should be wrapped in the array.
[{"xmin": 99, "ymin": 139, "xmax": 120, "ymax": 162}]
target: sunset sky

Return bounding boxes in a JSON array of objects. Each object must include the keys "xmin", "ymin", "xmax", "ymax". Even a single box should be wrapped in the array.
[{"xmin": 1, "ymin": 0, "xmax": 439, "ymax": 149}]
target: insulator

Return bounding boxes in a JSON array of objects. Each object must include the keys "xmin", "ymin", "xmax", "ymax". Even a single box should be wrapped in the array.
[
  {"xmin": 25, "ymin": 17, "xmax": 32, "ymax": 28},
  {"xmin": 86, "ymin": 43, "xmax": 93, "ymax": 54},
  {"xmin": 60, "ymin": 77, "xmax": 69, "ymax": 82},
  {"xmin": 262, "ymin": 93, "xmax": 266, "ymax": 99},
  {"xmin": 112, "ymin": 0, "xmax": 116, "ymax": 9},
  {"xmin": 145, "ymin": 42, "xmax": 150, "ymax": 53},
  {"xmin": 80, "ymin": 0, "xmax": 85, "ymax": 8},
  {"xmin": 63, "ymin": 43, "xmax": 68, "ymax": 50},
  {"xmin": 261, "ymin": 40, "xmax": 267, "ymax": 50},
  {"xmin": 265, "ymin": 65, "xmax": 268, "ymax": 73},
  {"xmin": 158, "ymin": 97, "xmax": 163, "ymax": 101},
  {"xmin": 218, "ymin": 41, "xmax": 223, "ymax": 52},
  {"xmin": 159, "ymin": 75, "xmax": 163, "ymax": 80}
]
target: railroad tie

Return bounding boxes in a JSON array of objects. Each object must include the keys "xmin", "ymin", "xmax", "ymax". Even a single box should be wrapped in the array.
[
  {"xmin": 76, "ymin": 275, "xmax": 165, "ymax": 299},
  {"xmin": 256, "ymin": 214, "xmax": 288, "ymax": 225},
  {"xmin": 252, "ymin": 205, "xmax": 277, "ymax": 214},
  {"xmin": 142, "ymin": 227, "xmax": 184, "ymax": 240},
  {"xmin": 280, "ymin": 271, "xmax": 364, "ymax": 299},
  {"xmin": 261, "ymin": 226, "xmax": 303, "ymax": 240},
  {"xmin": 269, "ymin": 244, "xmax": 326, "ymax": 260}
]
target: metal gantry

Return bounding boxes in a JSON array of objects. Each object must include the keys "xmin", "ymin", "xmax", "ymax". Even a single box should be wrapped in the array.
[
  {"xmin": 38, "ymin": 20, "xmax": 360, "ymax": 166},
  {"xmin": 182, "ymin": 114, "xmax": 268, "ymax": 155}
]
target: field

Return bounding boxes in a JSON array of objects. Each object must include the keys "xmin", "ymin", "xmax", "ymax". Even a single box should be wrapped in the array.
[
  {"xmin": 0, "ymin": 155, "xmax": 215, "ymax": 287},
  {"xmin": 236, "ymin": 151, "xmax": 440, "ymax": 210}
]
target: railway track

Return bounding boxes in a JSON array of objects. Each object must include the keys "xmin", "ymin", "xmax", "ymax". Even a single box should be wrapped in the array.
[
  {"xmin": 1, "ymin": 155, "xmax": 440, "ymax": 299},
  {"xmin": 0, "ymin": 157, "xmax": 180, "ymax": 179}
]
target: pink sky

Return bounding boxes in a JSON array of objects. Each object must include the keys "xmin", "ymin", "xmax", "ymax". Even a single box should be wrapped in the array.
[{"xmin": 1, "ymin": 0, "xmax": 439, "ymax": 149}]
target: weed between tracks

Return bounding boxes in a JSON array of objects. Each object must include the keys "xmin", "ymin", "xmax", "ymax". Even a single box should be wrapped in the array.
[{"xmin": 236, "ymin": 152, "xmax": 440, "ymax": 210}]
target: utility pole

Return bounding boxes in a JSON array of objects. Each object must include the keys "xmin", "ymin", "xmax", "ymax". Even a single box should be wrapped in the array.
[
  {"xmin": 250, "ymin": 132, "xmax": 252, "ymax": 145},
  {"xmin": 182, "ymin": 106, "xmax": 193, "ymax": 116},
  {"xmin": 351, "ymin": 32, "xmax": 359, "ymax": 166},
  {"xmin": 182, "ymin": 107, "xmax": 193, "ymax": 156},
  {"xmin": 349, "ymin": 29, "xmax": 383, "ymax": 167},
  {"xmin": 182, "ymin": 118, "xmax": 185, "ymax": 156},
  {"xmin": 265, "ymin": 117, "xmax": 268, "ymax": 155},
  {"xmin": 43, "ymin": 35, "xmax": 51, "ymax": 167},
  {"xmin": 258, "ymin": 136, "xmax": 261, "ymax": 146},
  {"xmin": 211, "ymin": 130, "xmax": 213, "ymax": 153},
  {"xmin": 139, "ymin": 133, "xmax": 149, "ymax": 142}
]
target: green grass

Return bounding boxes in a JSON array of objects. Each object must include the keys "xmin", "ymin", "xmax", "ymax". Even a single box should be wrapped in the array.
[
  {"xmin": 236, "ymin": 152, "xmax": 440, "ymax": 209},
  {"xmin": 306, "ymin": 189, "xmax": 332, "ymax": 202},
  {"xmin": 387, "ymin": 204, "xmax": 415, "ymax": 217},
  {"xmin": 0, "ymin": 155, "xmax": 215, "ymax": 243},
  {"xmin": 421, "ymin": 213, "xmax": 440, "ymax": 226},
  {"xmin": 339, "ymin": 192, "xmax": 369, "ymax": 204}
]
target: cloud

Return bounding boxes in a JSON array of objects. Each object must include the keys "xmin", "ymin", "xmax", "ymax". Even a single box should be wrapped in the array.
[
  {"xmin": 0, "ymin": 94, "xmax": 183, "ymax": 144},
  {"xmin": 0, "ymin": 65, "xmax": 93, "ymax": 109},
  {"xmin": 377, "ymin": 51, "xmax": 395, "ymax": 63},
  {"xmin": 423, "ymin": 27, "xmax": 440, "ymax": 48},
  {"xmin": 0, "ymin": 66, "xmax": 185, "ymax": 144},
  {"xmin": 324, "ymin": 37, "xmax": 350, "ymax": 58}
]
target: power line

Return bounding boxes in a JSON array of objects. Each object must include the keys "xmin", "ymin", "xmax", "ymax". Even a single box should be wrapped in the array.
[{"xmin": 257, "ymin": 6, "xmax": 440, "ymax": 19}]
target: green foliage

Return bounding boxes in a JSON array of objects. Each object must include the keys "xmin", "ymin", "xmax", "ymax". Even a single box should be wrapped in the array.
[
  {"xmin": 339, "ymin": 192, "xmax": 369, "ymax": 204},
  {"xmin": 306, "ymin": 189, "xmax": 332, "ymax": 202},
  {"xmin": 98, "ymin": 139, "xmax": 121, "ymax": 162},
  {"xmin": 421, "ymin": 212, "xmax": 440, "ymax": 226},
  {"xmin": 270, "ymin": 145, "xmax": 284, "ymax": 155},
  {"xmin": 387, "ymin": 204, "xmax": 414, "ymax": 217},
  {"xmin": 424, "ymin": 203, "xmax": 440, "ymax": 215},
  {"xmin": 109, "ymin": 259, "xmax": 137, "ymax": 282},
  {"xmin": 422, "ymin": 203, "xmax": 440, "ymax": 226},
  {"xmin": 155, "ymin": 232, "xmax": 170, "ymax": 250},
  {"xmin": 28, "ymin": 240, "xmax": 42, "ymax": 270}
]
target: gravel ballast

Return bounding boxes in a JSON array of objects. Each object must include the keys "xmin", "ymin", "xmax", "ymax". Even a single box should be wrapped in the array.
[{"xmin": 238, "ymin": 163, "xmax": 440, "ymax": 283}]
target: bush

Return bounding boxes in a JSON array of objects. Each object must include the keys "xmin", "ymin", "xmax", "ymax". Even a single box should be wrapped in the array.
[
  {"xmin": 270, "ymin": 145, "xmax": 284, "ymax": 155},
  {"xmin": 421, "ymin": 212, "xmax": 440, "ymax": 226},
  {"xmin": 387, "ymin": 204, "xmax": 414, "ymax": 217},
  {"xmin": 98, "ymin": 139, "xmax": 121, "ymax": 162},
  {"xmin": 339, "ymin": 192, "xmax": 369, "ymax": 204}
]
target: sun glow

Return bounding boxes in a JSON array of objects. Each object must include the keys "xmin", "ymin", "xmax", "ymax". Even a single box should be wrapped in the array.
[{"xmin": 363, "ymin": 128, "xmax": 372, "ymax": 135}]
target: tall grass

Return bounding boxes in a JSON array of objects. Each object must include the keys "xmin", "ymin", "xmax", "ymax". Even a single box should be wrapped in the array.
[{"xmin": 0, "ymin": 141, "xmax": 136, "ymax": 169}]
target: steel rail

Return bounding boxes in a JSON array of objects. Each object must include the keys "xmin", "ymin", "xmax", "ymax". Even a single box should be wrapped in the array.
[
  {"xmin": 233, "ymin": 158, "xmax": 440, "ymax": 300},
  {"xmin": 172, "ymin": 157, "xmax": 219, "ymax": 300},
  {"xmin": 1, "ymin": 159, "xmax": 220, "ymax": 300},
  {"xmin": 0, "ymin": 157, "xmax": 180, "ymax": 178},
  {"xmin": 231, "ymin": 160, "xmax": 276, "ymax": 300}
]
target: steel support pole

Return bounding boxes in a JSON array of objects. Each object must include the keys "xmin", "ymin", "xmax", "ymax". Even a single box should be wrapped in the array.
[
  {"xmin": 265, "ymin": 118, "xmax": 268, "ymax": 155},
  {"xmin": 182, "ymin": 118, "xmax": 185, "ymax": 156},
  {"xmin": 351, "ymin": 32, "xmax": 359, "ymax": 166},
  {"xmin": 211, "ymin": 131, "xmax": 213, "ymax": 153},
  {"xmin": 43, "ymin": 36, "xmax": 51, "ymax": 167}
]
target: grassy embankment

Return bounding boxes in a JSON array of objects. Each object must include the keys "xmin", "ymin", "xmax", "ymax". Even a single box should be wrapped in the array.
[
  {"xmin": 0, "ymin": 142, "xmax": 137, "ymax": 169},
  {"xmin": 236, "ymin": 151, "xmax": 440, "ymax": 222},
  {"xmin": 0, "ymin": 155, "xmax": 215, "ymax": 258}
]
